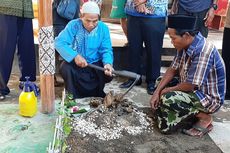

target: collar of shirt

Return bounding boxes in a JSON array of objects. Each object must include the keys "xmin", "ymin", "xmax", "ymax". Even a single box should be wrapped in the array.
[
  {"xmin": 80, "ymin": 20, "xmax": 99, "ymax": 35},
  {"xmin": 186, "ymin": 32, "xmax": 203, "ymax": 57}
]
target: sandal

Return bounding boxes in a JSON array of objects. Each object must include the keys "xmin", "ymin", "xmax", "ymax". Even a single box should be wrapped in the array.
[{"xmin": 182, "ymin": 123, "xmax": 213, "ymax": 137}]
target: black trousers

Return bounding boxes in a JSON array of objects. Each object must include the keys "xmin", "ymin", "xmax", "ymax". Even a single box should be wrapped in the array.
[
  {"xmin": 0, "ymin": 15, "xmax": 36, "ymax": 95},
  {"xmin": 60, "ymin": 61, "xmax": 113, "ymax": 99},
  {"xmin": 0, "ymin": 68, "xmax": 7, "ymax": 92},
  {"xmin": 127, "ymin": 15, "xmax": 165, "ymax": 84},
  {"xmin": 222, "ymin": 27, "xmax": 230, "ymax": 96}
]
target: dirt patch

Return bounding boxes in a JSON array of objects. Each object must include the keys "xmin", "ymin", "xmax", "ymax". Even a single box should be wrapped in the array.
[{"xmin": 65, "ymin": 98, "xmax": 222, "ymax": 153}]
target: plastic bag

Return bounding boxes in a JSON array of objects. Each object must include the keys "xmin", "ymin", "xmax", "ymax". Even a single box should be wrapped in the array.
[{"xmin": 57, "ymin": 0, "xmax": 79, "ymax": 20}]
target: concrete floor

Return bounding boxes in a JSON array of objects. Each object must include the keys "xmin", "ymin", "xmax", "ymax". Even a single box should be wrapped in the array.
[{"xmin": 1, "ymin": 74, "xmax": 230, "ymax": 153}]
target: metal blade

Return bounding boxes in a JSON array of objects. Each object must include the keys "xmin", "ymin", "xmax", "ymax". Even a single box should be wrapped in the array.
[{"xmin": 88, "ymin": 63, "xmax": 140, "ymax": 79}]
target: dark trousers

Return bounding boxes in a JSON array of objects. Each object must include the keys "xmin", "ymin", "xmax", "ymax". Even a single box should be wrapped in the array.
[
  {"xmin": 0, "ymin": 68, "xmax": 7, "ymax": 91},
  {"xmin": 222, "ymin": 27, "xmax": 230, "ymax": 96},
  {"xmin": 178, "ymin": 5, "xmax": 209, "ymax": 38},
  {"xmin": 0, "ymin": 15, "xmax": 36, "ymax": 95},
  {"xmin": 60, "ymin": 61, "xmax": 113, "ymax": 99},
  {"xmin": 127, "ymin": 15, "xmax": 165, "ymax": 83}
]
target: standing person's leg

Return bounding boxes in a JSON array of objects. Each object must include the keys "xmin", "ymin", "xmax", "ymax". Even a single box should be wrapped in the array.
[
  {"xmin": 0, "ymin": 68, "xmax": 6, "ymax": 100},
  {"xmin": 127, "ymin": 16, "xmax": 143, "ymax": 74},
  {"xmin": 0, "ymin": 15, "xmax": 18, "ymax": 95},
  {"xmin": 17, "ymin": 17, "xmax": 36, "ymax": 82},
  {"xmin": 119, "ymin": 15, "xmax": 143, "ymax": 88},
  {"xmin": 222, "ymin": 27, "xmax": 230, "ymax": 99},
  {"xmin": 142, "ymin": 17, "xmax": 165, "ymax": 95}
]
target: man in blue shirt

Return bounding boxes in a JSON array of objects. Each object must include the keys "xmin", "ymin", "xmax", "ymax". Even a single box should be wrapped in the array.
[
  {"xmin": 150, "ymin": 14, "xmax": 226, "ymax": 137},
  {"xmin": 55, "ymin": 1, "xmax": 113, "ymax": 98}
]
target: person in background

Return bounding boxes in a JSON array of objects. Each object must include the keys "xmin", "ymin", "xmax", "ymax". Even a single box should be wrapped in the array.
[
  {"xmin": 0, "ymin": 0, "xmax": 36, "ymax": 100},
  {"xmin": 150, "ymin": 14, "xmax": 226, "ymax": 137},
  {"xmin": 119, "ymin": 0, "xmax": 168, "ymax": 95},
  {"xmin": 171, "ymin": 0, "xmax": 218, "ymax": 38},
  {"xmin": 53, "ymin": 0, "xmax": 80, "ymax": 39},
  {"xmin": 55, "ymin": 1, "xmax": 113, "ymax": 99},
  {"xmin": 110, "ymin": 0, "xmax": 128, "ymax": 46},
  {"xmin": 52, "ymin": 0, "xmax": 80, "ymax": 86},
  {"xmin": 222, "ymin": 4, "xmax": 230, "ymax": 100}
]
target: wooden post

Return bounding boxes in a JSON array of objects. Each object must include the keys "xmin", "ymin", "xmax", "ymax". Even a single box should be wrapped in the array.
[{"xmin": 38, "ymin": 0, "xmax": 55, "ymax": 113}]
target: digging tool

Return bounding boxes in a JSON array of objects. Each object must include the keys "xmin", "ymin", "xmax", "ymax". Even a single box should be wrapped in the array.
[{"xmin": 88, "ymin": 63, "xmax": 141, "ymax": 99}]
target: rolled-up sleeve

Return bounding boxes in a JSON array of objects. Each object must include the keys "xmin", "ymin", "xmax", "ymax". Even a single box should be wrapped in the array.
[{"xmin": 170, "ymin": 51, "xmax": 182, "ymax": 70}]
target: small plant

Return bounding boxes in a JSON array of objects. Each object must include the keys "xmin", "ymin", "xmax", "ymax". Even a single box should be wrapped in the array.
[{"xmin": 64, "ymin": 93, "xmax": 77, "ymax": 108}]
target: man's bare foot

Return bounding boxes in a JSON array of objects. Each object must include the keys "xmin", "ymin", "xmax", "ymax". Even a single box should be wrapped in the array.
[{"xmin": 183, "ymin": 112, "xmax": 213, "ymax": 137}]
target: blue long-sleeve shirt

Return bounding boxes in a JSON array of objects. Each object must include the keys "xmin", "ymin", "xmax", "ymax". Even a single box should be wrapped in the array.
[{"xmin": 55, "ymin": 19, "xmax": 113, "ymax": 65}]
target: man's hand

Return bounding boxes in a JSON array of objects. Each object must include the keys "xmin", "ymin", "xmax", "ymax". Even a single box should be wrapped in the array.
[
  {"xmin": 104, "ymin": 64, "xmax": 113, "ymax": 76},
  {"xmin": 150, "ymin": 87, "xmax": 172, "ymax": 110},
  {"xmin": 204, "ymin": 8, "xmax": 215, "ymax": 27},
  {"xmin": 134, "ymin": 0, "xmax": 147, "ymax": 7},
  {"xmin": 74, "ymin": 55, "xmax": 87, "ymax": 68},
  {"xmin": 135, "ymin": 4, "xmax": 148, "ymax": 14},
  {"xmin": 160, "ymin": 87, "xmax": 172, "ymax": 96},
  {"xmin": 150, "ymin": 91, "xmax": 161, "ymax": 110}
]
